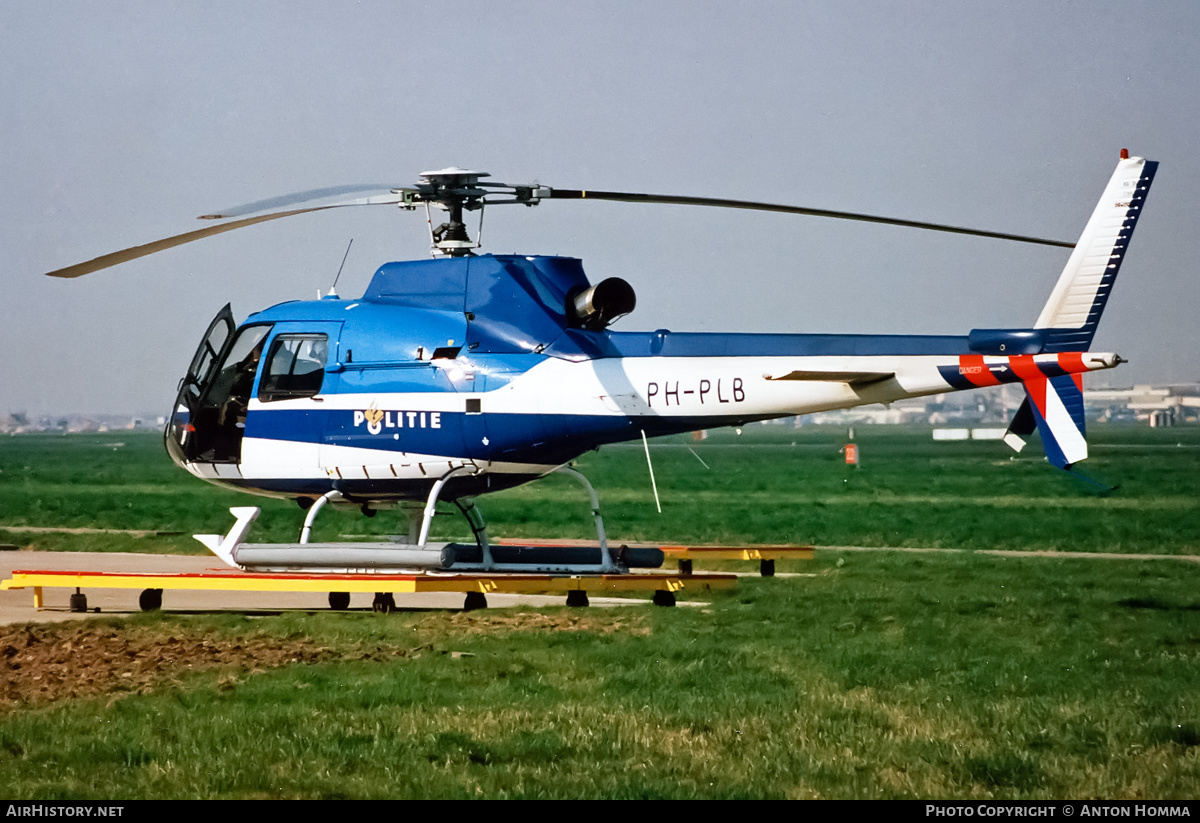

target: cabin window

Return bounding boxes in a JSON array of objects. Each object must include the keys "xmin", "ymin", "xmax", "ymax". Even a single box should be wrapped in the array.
[{"xmin": 258, "ymin": 334, "xmax": 329, "ymax": 401}]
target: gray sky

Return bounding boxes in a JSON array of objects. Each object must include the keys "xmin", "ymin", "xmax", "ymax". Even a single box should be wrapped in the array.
[{"xmin": 2, "ymin": 1, "xmax": 1198, "ymax": 416}]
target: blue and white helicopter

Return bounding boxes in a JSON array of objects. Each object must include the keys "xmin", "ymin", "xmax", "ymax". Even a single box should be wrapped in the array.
[{"xmin": 49, "ymin": 152, "xmax": 1155, "ymax": 577}]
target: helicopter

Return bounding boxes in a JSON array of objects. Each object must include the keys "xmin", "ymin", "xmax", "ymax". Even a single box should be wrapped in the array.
[{"xmin": 47, "ymin": 152, "xmax": 1156, "ymax": 573}]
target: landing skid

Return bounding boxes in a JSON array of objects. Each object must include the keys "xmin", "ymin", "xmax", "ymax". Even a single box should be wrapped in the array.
[
  {"xmin": 196, "ymin": 465, "xmax": 626, "ymax": 575},
  {"xmin": 410, "ymin": 465, "xmax": 619, "ymax": 574}
]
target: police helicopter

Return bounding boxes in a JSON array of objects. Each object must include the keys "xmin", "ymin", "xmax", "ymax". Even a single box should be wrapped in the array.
[{"xmin": 47, "ymin": 152, "xmax": 1156, "ymax": 577}]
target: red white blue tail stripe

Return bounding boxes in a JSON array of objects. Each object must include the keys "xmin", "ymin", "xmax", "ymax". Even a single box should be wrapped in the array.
[{"xmin": 936, "ymin": 352, "xmax": 1106, "ymax": 391}]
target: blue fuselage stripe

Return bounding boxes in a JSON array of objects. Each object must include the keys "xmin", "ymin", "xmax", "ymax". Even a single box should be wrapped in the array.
[{"xmin": 247, "ymin": 408, "xmax": 772, "ymax": 465}]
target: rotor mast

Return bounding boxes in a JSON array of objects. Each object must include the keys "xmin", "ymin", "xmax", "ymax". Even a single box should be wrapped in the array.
[{"xmin": 414, "ymin": 168, "xmax": 489, "ymax": 256}]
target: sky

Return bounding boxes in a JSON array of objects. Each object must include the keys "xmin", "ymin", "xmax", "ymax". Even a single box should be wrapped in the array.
[{"xmin": 2, "ymin": 1, "xmax": 1198, "ymax": 416}]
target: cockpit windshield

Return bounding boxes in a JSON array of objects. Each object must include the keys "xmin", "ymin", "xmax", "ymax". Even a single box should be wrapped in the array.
[
  {"xmin": 208, "ymin": 326, "xmax": 271, "ymax": 412},
  {"xmin": 167, "ymin": 322, "xmax": 272, "ymax": 464}
]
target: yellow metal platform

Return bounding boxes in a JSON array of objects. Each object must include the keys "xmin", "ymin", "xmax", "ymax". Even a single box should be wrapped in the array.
[
  {"xmin": 494, "ymin": 538, "xmax": 814, "ymax": 575},
  {"xmin": 1, "ymin": 567, "xmax": 736, "ymax": 610}
]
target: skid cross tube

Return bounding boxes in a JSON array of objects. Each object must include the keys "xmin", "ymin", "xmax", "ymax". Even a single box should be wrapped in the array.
[
  {"xmin": 299, "ymin": 490, "xmax": 341, "ymax": 544},
  {"xmin": 553, "ymin": 466, "xmax": 617, "ymax": 573},
  {"xmin": 454, "ymin": 497, "xmax": 495, "ymax": 569},
  {"xmin": 417, "ymin": 466, "xmax": 476, "ymax": 548}
]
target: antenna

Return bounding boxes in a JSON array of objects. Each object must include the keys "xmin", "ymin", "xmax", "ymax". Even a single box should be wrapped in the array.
[
  {"xmin": 641, "ymin": 429, "xmax": 662, "ymax": 514},
  {"xmin": 326, "ymin": 238, "xmax": 353, "ymax": 298}
]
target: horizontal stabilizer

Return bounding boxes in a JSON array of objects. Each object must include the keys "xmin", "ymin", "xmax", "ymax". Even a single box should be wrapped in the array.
[{"xmin": 765, "ymin": 369, "xmax": 894, "ymax": 386}]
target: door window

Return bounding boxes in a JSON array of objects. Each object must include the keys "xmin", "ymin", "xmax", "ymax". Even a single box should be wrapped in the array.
[{"xmin": 258, "ymin": 334, "xmax": 329, "ymax": 401}]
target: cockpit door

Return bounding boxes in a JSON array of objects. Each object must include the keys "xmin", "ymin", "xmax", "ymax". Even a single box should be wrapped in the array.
[{"xmin": 165, "ymin": 304, "xmax": 236, "ymax": 465}]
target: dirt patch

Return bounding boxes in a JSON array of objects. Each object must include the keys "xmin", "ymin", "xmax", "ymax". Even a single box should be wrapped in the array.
[
  {"xmin": 0, "ymin": 611, "xmax": 647, "ymax": 709},
  {"xmin": 446, "ymin": 610, "xmax": 650, "ymax": 635},
  {"xmin": 0, "ymin": 622, "xmax": 405, "ymax": 709}
]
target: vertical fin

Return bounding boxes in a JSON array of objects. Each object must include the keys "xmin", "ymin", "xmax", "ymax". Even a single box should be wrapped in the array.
[
  {"xmin": 1036, "ymin": 154, "xmax": 1157, "ymax": 351},
  {"xmin": 1021, "ymin": 375, "xmax": 1088, "ymax": 469}
]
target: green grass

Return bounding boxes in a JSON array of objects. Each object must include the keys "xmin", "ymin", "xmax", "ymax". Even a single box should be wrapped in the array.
[
  {"xmin": 1, "ymin": 425, "xmax": 1198, "ymax": 798},
  {"xmin": 487, "ymin": 425, "xmax": 1200, "ymax": 553},
  {"xmin": 2, "ymin": 424, "xmax": 1198, "ymax": 554},
  {"xmin": 1, "ymin": 552, "xmax": 1199, "ymax": 798}
]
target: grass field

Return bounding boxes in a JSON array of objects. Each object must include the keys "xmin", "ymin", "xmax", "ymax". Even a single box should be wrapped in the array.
[
  {"xmin": 1, "ymin": 424, "xmax": 1198, "ymax": 798},
  {"xmin": 2, "ymin": 424, "xmax": 1198, "ymax": 553}
]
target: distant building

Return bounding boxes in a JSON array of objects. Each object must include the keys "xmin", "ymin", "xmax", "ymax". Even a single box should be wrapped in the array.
[
  {"xmin": 778, "ymin": 383, "xmax": 1199, "ymax": 427},
  {"xmin": 1085, "ymin": 385, "xmax": 1200, "ymax": 427}
]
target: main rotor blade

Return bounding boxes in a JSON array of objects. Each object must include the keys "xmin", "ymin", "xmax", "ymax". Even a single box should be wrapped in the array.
[
  {"xmin": 547, "ymin": 189, "xmax": 1075, "ymax": 249},
  {"xmin": 46, "ymin": 195, "xmax": 406, "ymax": 278},
  {"xmin": 199, "ymin": 184, "xmax": 402, "ymax": 219}
]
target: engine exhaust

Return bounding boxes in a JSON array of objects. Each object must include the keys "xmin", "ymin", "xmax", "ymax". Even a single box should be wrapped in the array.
[{"xmin": 570, "ymin": 277, "xmax": 636, "ymax": 330}]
